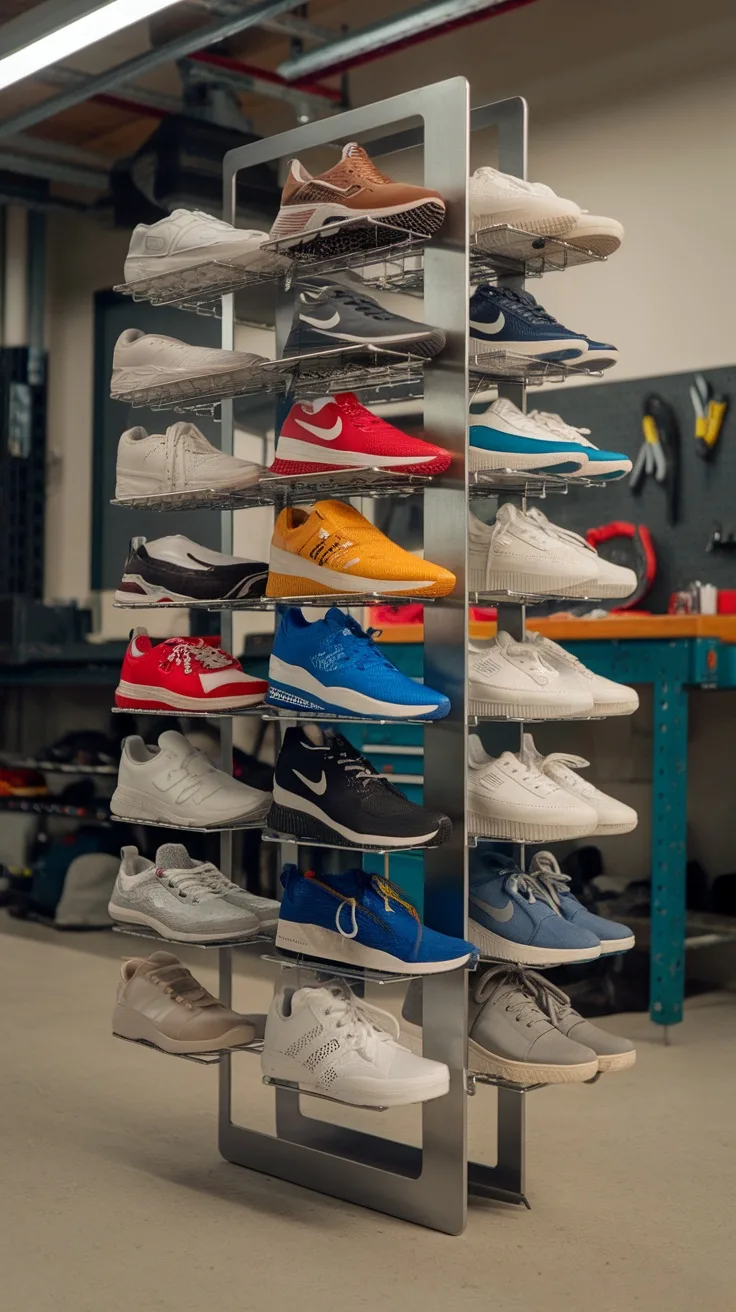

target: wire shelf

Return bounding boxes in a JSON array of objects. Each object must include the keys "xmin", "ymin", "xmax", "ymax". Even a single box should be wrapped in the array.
[
  {"xmin": 111, "ymin": 923, "xmax": 274, "ymax": 949},
  {"xmin": 263, "ymin": 214, "xmax": 431, "ymax": 277},
  {"xmin": 469, "ymin": 349, "xmax": 601, "ymax": 387},
  {"xmin": 110, "ymin": 808, "xmax": 271, "ymax": 833},
  {"xmin": 469, "ymin": 588, "xmax": 600, "ymax": 606},
  {"xmin": 469, "ymin": 224, "xmax": 606, "ymax": 280},
  {"xmin": 261, "ymin": 828, "xmax": 448, "ymax": 855},
  {"xmin": 113, "ymin": 591, "xmax": 439, "ymax": 611},
  {"xmin": 466, "ymin": 1071, "xmax": 547, "ymax": 1094},
  {"xmin": 259, "ymin": 466, "xmax": 433, "ymax": 501},
  {"xmin": 113, "ymin": 252, "xmax": 289, "ymax": 314},
  {"xmin": 261, "ymin": 1074, "xmax": 389, "ymax": 1111},
  {"xmin": 467, "ymin": 712, "xmax": 606, "ymax": 726},
  {"xmin": 111, "ymin": 484, "xmax": 270, "ymax": 512},
  {"xmin": 113, "ymin": 1032, "xmax": 263, "ymax": 1064},
  {"xmin": 111, "ymin": 705, "xmax": 435, "ymax": 726},
  {"xmin": 261, "ymin": 949, "xmax": 415, "ymax": 986}
]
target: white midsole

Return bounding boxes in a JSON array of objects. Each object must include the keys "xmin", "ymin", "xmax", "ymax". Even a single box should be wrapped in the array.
[
  {"xmin": 115, "ymin": 678, "xmax": 265, "ymax": 710},
  {"xmin": 115, "ymin": 466, "xmax": 262, "ymax": 496},
  {"xmin": 469, "ymin": 564, "xmax": 597, "ymax": 598},
  {"xmin": 124, "ymin": 239, "xmax": 274, "ymax": 278},
  {"xmin": 268, "ymin": 654, "xmax": 439, "ymax": 717},
  {"xmin": 114, "ymin": 573, "xmax": 265, "ymax": 605},
  {"xmin": 272, "ymin": 781, "xmax": 438, "ymax": 848},
  {"xmin": 468, "ymin": 444, "xmax": 584, "ymax": 472},
  {"xmin": 111, "ymin": 355, "xmax": 263, "ymax": 389},
  {"xmin": 259, "ymin": 1051, "xmax": 449, "ymax": 1107},
  {"xmin": 599, "ymin": 934, "xmax": 636, "ymax": 955},
  {"xmin": 275, "ymin": 919, "xmax": 470, "ymax": 975},
  {"xmin": 110, "ymin": 783, "xmax": 271, "ymax": 828},
  {"xmin": 112, "ymin": 1003, "xmax": 256, "ymax": 1053},
  {"xmin": 108, "ymin": 903, "xmax": 259, "ymax": 942},
  {"xmin": 271, "ymin": 197, "xmax": 444, "ymax": 237},
  {"xmin": 268, "ymin": 543, "xmax": 440, "ymax": 593},
  {"xmin": 468, "ymin": 918, "xmax": 600, "ymax": 964},
  {"xmin": 468, "ymin": 1039, "xmax": 599, "ymax": 1085},
  {"xmin": 274, "ymin": 436, "xmax": 435, "ymax": 467},
  {"xmin": 290, "ymin": 327, "xmax": 433, "ymax": 345},
  {"xmin": 468, "ymin": 685, "xmax": 592, "ymax": 718}
]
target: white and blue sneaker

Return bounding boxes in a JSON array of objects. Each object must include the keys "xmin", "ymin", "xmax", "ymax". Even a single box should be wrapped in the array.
[
  {"xmin": 469, "ymin": 398, "xmax": 588, "ymax": 474},
  {"xmin": 529, "ymin": 851, "xmax": 635, "ymax": 955},
  {"xmin": 266, "ymin": 606, "xmax": 450, "ymax": 721},
  {"xmin": 469, "ymin": 284, "xmax": 587, "ymax": 362},
  {"xmin": 468, "ymin": 850, "xmax": 602, "ymax": 965},
  {"xmin": 525, "ymin": 409, "xmax": 631, "ymax": 480}
]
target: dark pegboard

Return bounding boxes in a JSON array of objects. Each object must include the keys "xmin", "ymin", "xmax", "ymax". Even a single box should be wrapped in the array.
[{"xmin": 532, "ymin": 365, "xmax": 736, "ymax": 611}]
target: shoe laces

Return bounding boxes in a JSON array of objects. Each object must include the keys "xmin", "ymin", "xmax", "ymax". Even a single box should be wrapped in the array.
[
  {"xmin": 163, "ymin": 641, "xmax": 233, "ymax": 675},
  {"xmin": 328, "ymin": 615, "xmax": 392, "ymax": 673},
  {"xmin": 527, "ymin": 410, "xmax": 594, "ymax": 447},
  {"xmin": 501, "ymin": 756, "xmax": 558, "ymax": 797},
  {"xmin": 318, "ymin": 980, "xmax": 400, "ymax": 1058},
  {"xmin": 527, "ymin": 849, "xmax": 574, "ymax": 909},
  {"xmin": 335, "ymin": 873, "xmax": 420, "ymax": 940},
  {"xmin": 158, "ymin": 860, "xmax": 241, "ymax": 902},
  {"xmin": 298, "ymin": 282, "xmax": 398, "ymax": 322},
  {"xmin": 146, "ymin": 959, "xmax": 220, "ymax": 1008},
  {"xmin": 472, "ymin": 964, "xmax": 555, "ymax": 1028},
  {"xmin": 479, "ymin": 285, "xmax": 564, "ymax": 327},
  {"xmin": 526, "ymin": 509, "xmax": 595, "ymax": 555}
]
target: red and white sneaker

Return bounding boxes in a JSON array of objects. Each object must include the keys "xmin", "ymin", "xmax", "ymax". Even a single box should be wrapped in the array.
[
  {"xmin": 115, "ymin": 630, "xmax": 268, "ymax": 712},
  {"xmin": 270, "ymin": 393, "xmax": 451, "ymax": 477}
]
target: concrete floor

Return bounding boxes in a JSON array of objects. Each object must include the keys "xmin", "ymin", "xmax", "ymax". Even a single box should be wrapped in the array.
[{"xmin": 1, "ymin": 913, "xmax": 734, "ymax": 1312}]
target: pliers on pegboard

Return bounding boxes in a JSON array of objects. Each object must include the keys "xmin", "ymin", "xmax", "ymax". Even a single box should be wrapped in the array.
[
  {"xmin": 690, "ymin": 373, "xmax": 728, "ymax": 459},
  {"xmin": 630, "ymin": 393, "xmax": 680, "ymax": 524}
]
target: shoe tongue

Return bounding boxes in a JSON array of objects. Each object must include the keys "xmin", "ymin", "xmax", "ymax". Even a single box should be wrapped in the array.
[
  {"xmin": 468, "ymin": 734, "xmax": 489, "ymax": 767},
  {"xmin": 158, "ymin": 730, "xmax": 195, "ymax": 761},
  {"xmin": 155, "ymin": 842, "xmax": 193, "ymax": 871},
  {"xmin": 495, "ymin": 630, "xmax": 516, "ymax": 649},
  {"xmin": 324, "ymin": 605, "xmax": 353, "ymax": 632},
  {"xmin": 495, "ymin": 502, "xmax": 525, "ymax": 529},
  {"xmin": 521, "ymin": 733, "xmax": 542, "ymax": 766},
  {"xmin": 338, "ymin": 142, "xmax": 387, "ymax": 182},
  {"xmin": 492, "ymin": 397, "xmax": 523, "ymax": 422},
  {"xmin": 166, "ymin": 421, "xmax": 212, "ymax": 451}
]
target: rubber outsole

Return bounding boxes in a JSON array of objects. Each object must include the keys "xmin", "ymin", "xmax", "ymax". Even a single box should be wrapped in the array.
[
  {"xmin": 110, "ymin": 784, "xmax": 272, "ymax": 830},
  {"xmin": 270, "ymin": 200, "xmax": 446, "ymax": 252},
  {"xmin": 468, "ymin": 1038, "xmax": 599, "ymax": 1085},
  {"xmin": 468, "ymin": 917, "xmax": 601, "ymax": 965},
  {"xmin": 597, "ymin": 1049, "xmax": 636, "ymax": 1073},
  {"xmin": 470, "ymin": 209, "xmax": 579, "ymax": 238},
  {"xmin": 599, "ymin": 934, "xmax": 636, "ymax": 955},
  {"xmin": 115, "ymin": 681, "xmax": 267, "ymax": 712},
  {"xmin": 468, "ymin": 690, "xmax": 594, "ymax": 720},
  {"xmin": 469, "ymin": 566, "xmax": 598, "ymax": 598},
  {"xmin": 467, "ymin": 808, "xmax": 596, "ymax": 842},
  {"xmin": 112, "ymin": 1003, "xmax": 256, "ymax": 1053},
  {"xmin": 275, "ymin": 919, "xmax": 472, "ymax": 976},
  {"xmin": 108, "ymin": 904, "xmax": 260, "ymax": 943},
  {"xmin": 267, "ymin": 800, "xmax": 450, "ymax": 850}
]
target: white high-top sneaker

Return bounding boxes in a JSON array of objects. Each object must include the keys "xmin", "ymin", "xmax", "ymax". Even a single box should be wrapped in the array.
[
  {"xmin": 469, "ymin": 504, "xmax": 597, "ymax": 598},
  {"xmin": 115, "ymin": 422, "xmax": 263, "ymax": 498},
  {"xmin": 261, "ymin": 978, "xmax": 450, "ymax": 1108},
  {"xmin": 522, "ymin": 733, "xmax": 638, "ymax": 835},
  {"xmin": 468, "ymin": 631, "xmax": 594, "ymax": 719},
  {"xmin": 524, "ymin": 507, "xmax": 637, "ymax": 599},
  {"xmin": 124, "ymin": 209, "xmax": 287, "ymax": 281},
  {"xmin": 467, "ymin": 734, "xmax": 598, "ymax": 841},
  {"xmin": 110, "ymin": 329, "xmax": 269, "ymax": 403},
  {"xmin": 469, "ymin": 167, "xmax": 580, "ymax": 236},
  {"xmin": 526, "ymin": 633, "xmax": 639, "ymax": 717}
]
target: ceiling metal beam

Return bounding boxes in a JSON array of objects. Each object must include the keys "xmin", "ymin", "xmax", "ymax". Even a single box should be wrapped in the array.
[
  {"xmin": 0, "ymin": 0, "xmax": 303, "ymax": 142},
  {"xmin": 278, "ymin": 0, "xmax": 523, "ymax": 80},
  {"xmin": 0, "ymin": 149, "xmax": 108, "ymax": 189},
  {"xmin": 259, "ymin": 13, "xmax": 336, "ymax": 42},
  {"xmin": 186, "ymin": 51, "xmax": 341, "ymax": 111}
]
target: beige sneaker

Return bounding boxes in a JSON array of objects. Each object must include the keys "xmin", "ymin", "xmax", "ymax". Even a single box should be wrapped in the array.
[{"xmin": 112, "ymin": 951, "xmax": 259, "ymax": 1054}]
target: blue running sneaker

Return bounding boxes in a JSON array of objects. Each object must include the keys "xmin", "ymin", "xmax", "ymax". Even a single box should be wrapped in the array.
[
  {"xmin": 469, "ymin": 397, "xmax": 587, "ymax": 475},
  {"xmin": 276, "ymin": 864, "xmax": 478, "ymax": 974},
  {"xmin": 469, "ymin": 284, "xmax": 587, "ymax": 363},
  {"xmin": 266, "ymin": 605, "xmax": 450, "ymax": 720},
  {"xmin": 468, "ymin": 849, "xmax": 601, "ymax": 965},
  {"xmin": 529, "ymin": 851, "xmax": 635, "ymax": 954}
]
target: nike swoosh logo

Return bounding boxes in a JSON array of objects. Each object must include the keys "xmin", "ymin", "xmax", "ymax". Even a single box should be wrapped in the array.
[
  {"xmin": 295, "ymin": 417, "xmax": 343, "ymax": 441},
  {"xmin": 470, "ymin": 312, "xmax": 505, "ymax": 335},
  {"xmin": 293, "ymin": 768, "xmax": 327, "ymax": 796},
  {"xmin": 469, "ymin": 893, "xmax": 514, "ymax": 923},
  {"xmin": 299, "ymin": 312, "xmax": 340, "ymax": 330}
]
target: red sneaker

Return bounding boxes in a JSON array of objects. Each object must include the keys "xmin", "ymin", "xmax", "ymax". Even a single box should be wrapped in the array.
[
  {"xmin": 115, "ymin": 630, "xmax": 268, "ymax": 711},
  {"xmin": 270, "ymin": 393, "xmax": 451, "ymax": 477}
]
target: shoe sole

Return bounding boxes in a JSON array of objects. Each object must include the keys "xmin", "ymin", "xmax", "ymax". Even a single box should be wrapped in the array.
[
  {"xmin": 468, "ymin": 688, "xmax": 593, "ymax": 720},
  {"xmin": 597, "ymin": 1049, "xmax": 636, "ymax": 1073},
  {"xmin": 470, "ymin": 208, "xmax": 579, "ymax": 238},
  {"xmin": 124, "ymin": 242, "xmax": 288, "ymax": 280},
  {"xmin": 599, "ymin": 934, "xmax": 635, "ymax": 955},
  {"xmin": 567, "ymin": 699, "xmax": 638, "ymax": 718},
  {"xmin": 270, "ymin": 198, "xmax": 446, "ymax": 246},
  {"xmin": 467, "ymin": 809, "xmax": 595, "ymax": 842},
  {"xmin": 592, "ymin": 821, "xmax": 638, "ymax": 836},
  {"xmin": 108, "ymin": 905, "xmax": 260, "ymax": 942},
  {"xmin": 469, "ymin": 334, "xmax": 588, "ymax": 362},
  {"xmin": 468, "ymin": 444, "xmax": 585, "ymax": 473},
  {"xmin": 468, "ymin": 918, "xmax": 601, "ymax": 965},
  {"xmin": 114, "ymin": 470, "xmax": 263, "ymax": 499},
  {"xmin": 112, "ymin": 1003, "xmax": 256, "ymax": 1053},
  {"xmin": 267, "ymin": 656, "xmax": 448, "ymax": 720},
  {"xmin": 110, "ymin": 785, "xmax": 272, "ymax": 829},
  {"xmin": 110, "ymin": 360, "xmax": 268, "ymax": 405},
  {"xmin": 469, "ymin": 566, "xmax": 597, "ymax": 598},
  {"xmin": 275, "ymin": 919, "xmax": 471, "ymax": 975},
  {"xmin": 260, "ymin": 1053, "xmax": 450, "ymax": 1107},
  {"xmin": 267, "ymin": 545, "xmax": 454, "ymax": 598},
  {"xmin": 565, "ymin": 234, "xmax": 622, "ymax": 258},
  {"xmin": 269, "ymin": 443, "xmax": 449, "ymax": 476},
  {"xmin": 114, "ymin": 575, "xmax": 267, "ymax": 604},
  {"xmin": 114, "ymin": 680, "xmax": 267, "ymax": 712},
  {"xmin": 283, "ymin": 327, "xmax": 445, "ymax": 361},
  {"xmin": 468, "ymin": 1039, "xmax": 598, "ymax": 1086},
  {"xmin": 268, "ymin": 794, "xmax": 449, "ymax": 850}
]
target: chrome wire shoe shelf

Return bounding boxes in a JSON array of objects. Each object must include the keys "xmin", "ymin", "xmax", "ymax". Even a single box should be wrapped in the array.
[
  {"xmin": 0, "ymin": 796, "xmax": 111, "ymax": 820},
  {"xmin": 470, "ymin": 587, "xmax": 601, "ymax": 606},
  {"xmin": 113, "ymin": 592, "xmax": 438, "ymax": 611},
  {"xmin": 469, "ymin": 468, "xmax": 606, "ymax": 498},
  {"xmin": 470, "ymin": 348, "xmax": 601, "ymax": 386},
  {"xmin": 112, "ymin": 468, "xmax": 434, "ymax": 515},
  {"xmin": 112, "ymin": 705, "xmax": 438, "ymax": 727},
  {"xmin": 264, "ymin": 214, "xmax": 430, "ymax": 277},
  {"xmin": 114, "ymin": 1033, "xmax": 263, "ymax": 1065},
  {"xmin": 113, "ymin": 254, "xmax": 288, "ymax": 314},
  {"xmin": 470, "ymin": 224, "xmax": 606, "ymax": 279}
]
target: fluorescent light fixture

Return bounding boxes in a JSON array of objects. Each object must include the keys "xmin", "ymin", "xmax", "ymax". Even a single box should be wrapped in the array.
[{"xmin": 0, "ymin": 0, "xmax": 183, "ymax": 94}]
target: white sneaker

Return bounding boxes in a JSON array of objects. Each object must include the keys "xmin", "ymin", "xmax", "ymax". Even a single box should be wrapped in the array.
[
  {"xmin": 468, "ymin": 735, "xmax": 598, "ymax": 841},
  {"xmin": 469, "ymin": 167, "xmax": 580, "ymax": 237},
  {"xmin": 469, "ymin": 505, "xmax": 597, "ymax": 598},
  {"xmin": 469, "ymin": 631, "xmax": 594, "ymax": 719},
  {"xmin": 560, "ymin": 212, "xmax": 623, "ymax": 258},
  {"xmin": 108, "ymin": 844, "xmax": 261, "ymax": 942},
  {"xmin": 524, "ymin": 507, "xmax": 637, "ymax": 599},
  {"xmin": 522, "ymin": 734, "xmax": 638, "ymax": 835},
  {"xmin": 113, "ymin": 951, "xmax": 260, "ymax": 1054},
  {"xmin": 526, "ymin": 633, "xmax": 639, "ymax": 717},
  {"xmin": 115, "ymin": 422, "xmax": 263, "ymax": 499},
  {"xmin": 110, "ymin": 730, "xmax": 272, "ymax": 829},
  {"xmin": 261, "ymin": 978, "xmax": 450, "ymax": 1108},
  {"xmin": 153, "ymin": 842, "xmax": 280, "ymax": 930},
  {"xmin": 469, "ymin": 398, "xmax": 587, "ymax": 474},
  {"xmin": 124, "ymin": 209, "xmax": 286, "ymax": 281},
  {"xmin": 524, "ymin": 409, "xmax": 632, "ymax": 480},
  {"xmin": 110, "ymin": 329, "xmax": 269, "ymax": 403}
]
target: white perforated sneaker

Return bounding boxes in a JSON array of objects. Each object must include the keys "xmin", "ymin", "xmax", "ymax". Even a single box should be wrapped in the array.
[
  {"xmin": 522, "ymin": 734, "xmax": 638, "ymax": 835},
  {"xmin": 469, "ymin": 631, "xmax": 594, "ymax": 719},
  {"xmin": 115, "ymin": 422, "xmax": 263, "ymax": 499},
  {"xmin": 469, "ymin": 167, "xmax": 580, "ymax": 236},
  {"xmin": 467, "ymin": 735, "xmax": 598, "ymax": 841},
  {"xmin": 124, "ymin": 209, "xmax": 286, "ymax": 280},
  {"xmin": 261, "ymin": 978, "xmax": 450, "ymax": 1108},
  {"xmin": 526, "ymin": 633, "xmax": 639, "ymax": 717},
  {"xmin": 469, "ymin": 505, "xmax": 597, "ymax": 598},
  {"xmin": 524, "ymin": 507, "xmax": 637, "ymax": 599}
]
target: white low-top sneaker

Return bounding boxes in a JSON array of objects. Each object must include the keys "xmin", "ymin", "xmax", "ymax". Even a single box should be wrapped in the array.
[
  {"xmin": 467, "ymin": 734, "xmax": 598, "ymax": 842},
  {"xmin": 108, "ymin": 844, "xmax": 261, "ymax": 942},
  {"xmin": 524, "ymin": 507, "xmax": 637, "ymax": 599},
  {"xmin": 469, "ymin": 631, "xmax": 594, "ymax": 719},
  {"xmin": 525, "ymin": 409, "xmax": 632, "ymax": 480},
  {"xmin": 469, "ymin": 505, "xmax": 597, "ymax": 598},
  {"xmin": 261, "ymin": 978, "xmax": 450, "ymax": 1108},
  {"xmin": 124, "ymin": 209, "xmax": 287, "ymax": 281},
  {"xmin": 110, "ymin": 730, "xmax": 272, "ymax": 829},
  {"xmin": 115, "ymin": 422, "xmax": 263, "ymax": 499},
  {"xmin": 526, "ymin": 633, "xmax": 639, "ymax": 717},
  {"xmin": 110, "ymin": 329, "xmax": 269, "ymax": 403},
  {"xmin": 112, "ymin": 951, "xmax": 261, "ymax": 1054},
  {"xmin": 469, "ymin": 167, "xmax": 580, "ymax": 237},
  {"xmin": 522, "ymin": 734, "xmax": 638, "ymax": 835},
  {"xmin": 469, "ymin": 397, "xmax": 588, "ymax": 474},
  {"xmin": 526, "ymin": 184, "xmax": 624, "ymax": 257}
]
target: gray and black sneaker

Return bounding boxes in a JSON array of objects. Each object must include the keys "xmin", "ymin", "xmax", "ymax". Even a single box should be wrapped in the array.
[{"xmin": 282, "ymin": 277, "xmax": 446, "ymax": 360}]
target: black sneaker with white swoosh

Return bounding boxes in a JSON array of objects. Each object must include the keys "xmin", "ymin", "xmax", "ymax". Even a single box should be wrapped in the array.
[
  {"xmin": 267, "ymin": 725, "xmax": 451, "ymax": 849},
  {"xmin": 282, "ymin": 277, "xmax": 446, "ymax": 360}
]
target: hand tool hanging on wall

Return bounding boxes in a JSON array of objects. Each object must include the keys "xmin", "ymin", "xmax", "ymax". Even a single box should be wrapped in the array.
[
  {"xmin": 629, "ymin": 393, "xmax": 681, "ymax": 525},
  {"xmin": 690, "ymin": 373, "xmax": 728, "ymax": 459}
]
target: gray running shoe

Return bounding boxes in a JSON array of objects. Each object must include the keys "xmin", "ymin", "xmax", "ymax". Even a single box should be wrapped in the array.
[
  {"xmin": 108, "ymin": 845, "xmax": 261, "ymax": 943},
  {"xmin": 528, "ymin": 971, "xmax": 636, "ymax": 1073},
  {"xmin": 155, "ymin": 843, "xmax": 279, "ymax": 931},
  {"xmin": 283, "ymin": 277, "xmax": 446, "ymax": 359}
]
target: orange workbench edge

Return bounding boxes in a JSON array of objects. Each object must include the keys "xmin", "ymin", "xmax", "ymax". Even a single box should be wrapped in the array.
[{"xmin": 374, "ymin": 615, "xmax": 736, "ymax": 644}]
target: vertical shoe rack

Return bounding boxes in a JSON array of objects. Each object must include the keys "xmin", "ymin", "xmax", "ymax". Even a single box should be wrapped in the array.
[{"xmin": 114, "ymin": 77, "xmax": 611, "ymax": 1236}]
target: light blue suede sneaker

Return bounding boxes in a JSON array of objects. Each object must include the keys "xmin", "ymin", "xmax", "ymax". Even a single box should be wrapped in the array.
[
  {"xmin": 529, "ymin": 850, "xmax": 635, "ymax": 954},
  {"xmin": 468, "ymin": 849, "xmax": 601, "ymax": 965}
]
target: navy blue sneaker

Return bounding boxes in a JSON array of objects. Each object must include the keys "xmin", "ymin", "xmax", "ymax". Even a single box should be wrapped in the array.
[
  {"xmin": 276, "ymin": 864, "xmax": 478, "ymax": 974},
  {"xmin": 529, "ymin": 851, "xmax": 635, "ymax": 954},
  {"xmin": 469, "ymin": 284, "xmax": 587, "ymax": 363},
  {"xmin": 468, "ymin": 849, "xmax": 601, "ymax": 965},
  {"xmin": 266, "ymin": 606, "xmax": 450, "ymax": 720}
]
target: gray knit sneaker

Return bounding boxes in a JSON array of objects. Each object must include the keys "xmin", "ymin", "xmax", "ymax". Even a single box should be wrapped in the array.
[
  {"xmin": 108, "ymin": 845, "xmax": 261, "ymax": 943},
  {"xmin": 527, "ymin": 970, "xmax": 636, "ymax": 1073},
  {"xmin": 154, "ymin": 843, "xmax": 279, "ymax": 930}
]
